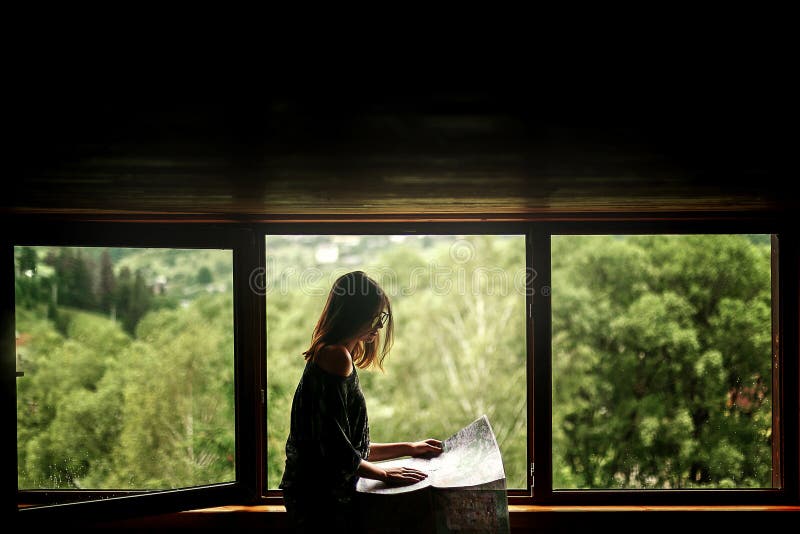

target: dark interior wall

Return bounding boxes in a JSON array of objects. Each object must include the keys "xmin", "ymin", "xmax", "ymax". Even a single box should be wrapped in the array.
[
  {"xmin": 7, "ymin": 85, "xmax": 796, "ymax": 529},
  {"xmin": 6, "ymin": 87, "xmax": 791, "ymax": 218}
]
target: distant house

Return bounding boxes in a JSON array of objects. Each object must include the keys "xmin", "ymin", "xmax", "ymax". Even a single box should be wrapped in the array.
[{"xmin": 152, "ymin": 275, "xmax": 168, "ymax": 295}]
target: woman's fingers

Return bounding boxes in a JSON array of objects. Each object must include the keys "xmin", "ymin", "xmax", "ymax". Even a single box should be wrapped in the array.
[
  {"xmin": 424, "ymin": 439, "xmax": 443, "ymax": 450},
  {"xmin": 422, "ymin": 439, "xmax": 443, "ymax": 455},
  {"xmin": 386, "ymin": 466, "xmax": 428, "ymax": 485}
]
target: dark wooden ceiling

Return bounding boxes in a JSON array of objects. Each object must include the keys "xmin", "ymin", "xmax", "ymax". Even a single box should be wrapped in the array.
[{"xmin": 7, "ymin": 89, "xmax": 791, "ymax": 220}]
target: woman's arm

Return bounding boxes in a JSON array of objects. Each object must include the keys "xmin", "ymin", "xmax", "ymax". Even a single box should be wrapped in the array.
[
  {"xmin": 357, "ymin": 439, "xmax": 443, "ymax": 486},
  {"xmin": 368, "ymin": 439, "xmax": 443, "ymax": 462},
  {"xmin": 367, "ymin": 442, "xmax": 412, "ymax": 462}
]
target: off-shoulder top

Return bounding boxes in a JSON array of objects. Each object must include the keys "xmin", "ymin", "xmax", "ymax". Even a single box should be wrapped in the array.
[{"xmin": 279, "ymin": 358, "xmax": 370, "ymax": 502}]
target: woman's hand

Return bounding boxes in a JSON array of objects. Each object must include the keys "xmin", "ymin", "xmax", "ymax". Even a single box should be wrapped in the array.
[
  {"xmin": 409, "ymin": 438, "xmax": 443, "ymax": 458},
  {"xmin": 383, "ymin": 466, "xmax": 428, "ymax": 486}
]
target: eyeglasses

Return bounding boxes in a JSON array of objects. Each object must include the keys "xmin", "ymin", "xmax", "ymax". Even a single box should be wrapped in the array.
[{"xmin": 371, "ymin": 311, "xmax": 389, "ymax": 329}]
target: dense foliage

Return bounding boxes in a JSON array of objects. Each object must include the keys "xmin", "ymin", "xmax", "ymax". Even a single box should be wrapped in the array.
[
  {"xmin": 15, "ymin": 234, "xmax": 772, "ymax": 492},
  {"xmin": 16, "ymin": 247, "xmax": 235, "ymax": 489},
  {"xmin": 552, "ymin": 235, "xmax": 772, "ymax": 488}
]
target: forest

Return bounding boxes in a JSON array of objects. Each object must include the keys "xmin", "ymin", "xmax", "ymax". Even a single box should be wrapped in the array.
[{"xmin": 15, "ymin": 233, "xmax": 773, "ymax": 493}]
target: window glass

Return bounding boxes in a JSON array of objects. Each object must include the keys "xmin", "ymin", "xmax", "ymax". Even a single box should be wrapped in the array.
[
  {"xmin": 265, "ymin": 235, "xmax": 528, "ymax": 489},
  {"xmin": 551, "ymin": 235, "xmax": 774, "ymax": 489},
  {"xmin": 15, "ymin": 246, "xmax": 235, "ymax": 491}
]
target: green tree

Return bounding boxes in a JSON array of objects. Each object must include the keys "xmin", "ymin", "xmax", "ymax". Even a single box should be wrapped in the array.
[
  {"xmin": 107, "ymin": 294, "xmax": 235, "ymax": 488},
  {"xmin": 115, "ymin": 266, "xmax": 132, "ymax": 325},
  {"xmin": 552, "ymin": 235, "xmax": 772, "ymax": 489},
  {"xmin": 98, "ymin": 249, "xmax": 116, "ymax": 315},
  {"xmin": 16, "ymin": 310, "xmax": 130, "ymax": 488},
  {"xmin": 18, "ymin": 246, "xmax": 38, "ymax": 275},
  {"xmin": 126, "ymin": 269, "xmax": 152, "ymax": 333},
  {"xmin": 50, "ymin": 248, "xmax": 97, "ymax": 310},
  {"xmin": 196, "ymin": 266, "xmax": 213, "ymax": 285},
  {"xmin": 17, "ymin": 248, "xmax": 236, "ymax": 490},
  {"xmin": 114, "ymin": 267, "xmax": 153, "ymax": 334}
]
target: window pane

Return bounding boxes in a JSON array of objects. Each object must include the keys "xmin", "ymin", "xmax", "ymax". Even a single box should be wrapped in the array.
[
  {"xmin": 265, "ymin": 235, "xmax": 528, "ymax": 489},
  {"xmin": 551, "ymin": 235, "xmax": 774, "ymax": 489},
  {"xmin": 15, "ymin": 246, "xmax": 235, "ymax": 492}
]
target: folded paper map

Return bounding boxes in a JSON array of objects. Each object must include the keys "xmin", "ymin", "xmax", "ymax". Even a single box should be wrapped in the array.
[{"xmin": 356, "ymin": 415, "xmax": 510, "ymax": 533}]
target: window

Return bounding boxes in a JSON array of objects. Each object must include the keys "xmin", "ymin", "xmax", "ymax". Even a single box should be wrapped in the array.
[
  {"xmin": 10, "ymin": 219, "xmax": 798, "ymax": 520},
  {"xmin": 16, "ymin": 246, "xmax": 235, "ymax": 493},
  {"xmin": 551, "ymin": 235, "xmax": 775, "ymax": 490},
  {"xmin": 12, "ymin": 223, "xmax": 259, "ymax": 519},
  {"xmin": 264, "ymin": 232, "xmax": 529, "ymax": 490},
  {"xmin": 532, "ymin": 224, "xmax": 794, "ymax": 505}
]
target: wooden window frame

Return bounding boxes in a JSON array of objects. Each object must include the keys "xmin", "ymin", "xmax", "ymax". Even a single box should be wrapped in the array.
[
  {"xmin": 7, "ymin": 221, "xmax": 262, "ymax": 523},
  {"xmin": 259, "ymin": 222, "xmax": 534, "ymax": 504},
  {"xmin": 5, "ymin": 213, "xmax": 799, "ymax": 523},
  {"xmin": 532, "ymin": 218, "xmax": 798, "ymax": 506}
]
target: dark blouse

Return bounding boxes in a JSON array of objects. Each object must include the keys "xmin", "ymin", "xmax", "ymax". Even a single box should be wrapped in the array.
[{"xmin": 279, "ymin": 359, "xmax": 370, "ymax": 502}]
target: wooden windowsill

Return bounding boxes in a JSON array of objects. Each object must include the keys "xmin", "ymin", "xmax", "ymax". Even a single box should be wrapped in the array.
[
  {"xmin": 178, "ymin": 504, "xmax": 800, "ymax": 531},
  {"xmin": 187, "ymin": 504, "xmax": 800, "ymax": 514},
  {"xmin": 24, "ymin": 503, "xmax": 798, "ymax": 531}
]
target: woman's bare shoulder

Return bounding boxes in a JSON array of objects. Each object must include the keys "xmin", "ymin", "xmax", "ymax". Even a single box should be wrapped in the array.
[{"xmin": 314, "ymin": 344, "xmax": 354, "ymax": 377}]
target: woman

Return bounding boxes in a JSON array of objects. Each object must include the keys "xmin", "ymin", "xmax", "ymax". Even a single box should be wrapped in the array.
[{"xmin": 280, "ymin": 270, "xmax": 443, "ymax": 533}]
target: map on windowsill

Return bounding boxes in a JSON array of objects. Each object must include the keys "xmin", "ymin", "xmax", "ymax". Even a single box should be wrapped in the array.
[
  {"xmin": 356, "ymin": 415, "xmax": 510, "ymax": 534},
  {"xmin": 357, "ymin": 414, "xmax": 506, "ymax": 494}
]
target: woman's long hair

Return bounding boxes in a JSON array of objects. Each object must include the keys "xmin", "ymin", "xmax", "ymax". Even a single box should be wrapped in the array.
[{"xmin": 303, "ymin": 271, "xmax": 394, "ymax": 370}]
